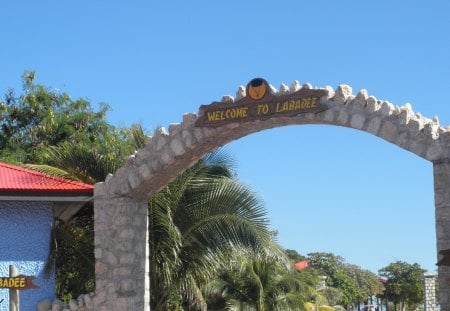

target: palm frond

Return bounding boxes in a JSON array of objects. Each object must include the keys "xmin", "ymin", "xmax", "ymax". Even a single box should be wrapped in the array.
[
  {"xmin": 130, "ymin": 123, "xmax": 148, "ymax": 150},
  {"xmin": 42, "ymin": 142, "xmax": 122, "ymax": 183},
  {"xmin": 22, "ymin": 164, "xmax": 77, "ymax": 181}
]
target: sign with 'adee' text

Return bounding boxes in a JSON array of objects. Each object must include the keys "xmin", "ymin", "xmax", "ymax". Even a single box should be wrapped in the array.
[{"xmin": 0, "ymin": 276, "xmax": 39, "ymax": 290}]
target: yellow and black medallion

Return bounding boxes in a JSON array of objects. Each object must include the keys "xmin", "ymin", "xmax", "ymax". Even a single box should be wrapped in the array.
[{"xmin": 246, "ymin": 78, "xmax": 268, "ymax": 101}]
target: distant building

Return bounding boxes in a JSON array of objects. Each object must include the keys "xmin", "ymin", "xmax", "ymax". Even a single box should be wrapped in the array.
[
  {"xmin": 294, "ymin": 260, "xmax": 310, "ymax": 270},
  {"xmin": 0, "ymin": 162, "xmax": 93, "ymax": 310}
]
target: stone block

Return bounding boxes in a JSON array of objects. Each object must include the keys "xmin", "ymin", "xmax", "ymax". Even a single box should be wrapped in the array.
[
  {"xmin": 394, "ymin": 132, "xmax": 409, "ymax": 149},
  {"xmin": 84, "ymin": 294, "xmax": 94, "ymax": 309},
  {"xmin": 334, "ymin": 84, "xmax": 353, "ymax": 103},
  {"xmin": 115, "ymin": 298, "xmax": 132, "ymax": 311},
  {"xmin": 113, "ymin": 267, "xmax": 132, "ymax": 277},
  {"xmin": 351, "ymin": 89, "xmax": 368, "ymax": 109},
  {"xmin": 113, "ymin": 214, "xmax": 131, "ymax": 226},
  {"xmin": 127, "ymin": 172, "xmax": 142, "ymax": 191},
  {"xmin": 170, "ymin": 138, "xmax": 186, "ymax": 156},
  {"xmin": 182, "ymin": 130, "xmax": 195, "ymax": 147},
  {"xmin": 52, "ymin": 300, "xmax": 64, "ymax": 311},
  {"xmin": 409, "ymin": 140, "xmax": 426, "ymax": 158},
  {"xmin": 168, "ymin": 123, "xmax": 181, "ymax": 135},
  {"xmin": 94, "ymin": 248, "xmax": 102, "ymax": 259},
  {"xmin": 120, "ymin": 252, "xmax": 136, "ymax": 264},
  {"xmin": 69, "ymin": 299, "xmax": 79, "ymax": 310},
  {"xmin": 92, "ymin": 290, "xmax": 106, "ymax": 306},
  {"xmin": 366, "ymin": 96, "xmax": 379, "ymax": 113},
  {"xmin": 104, "ymin": 250, "xmax": 118, "ymax": 265},
  {"xmin": 380, "ymin": 101, "xmax": 394, "ymax": 116},
  {"xmin": 305, "ymin": 113, "xmax": 315, "ymax": 120},
  {"xmin": 115, "ymin": 241, "xmax": 134, "ymax": 252},
  {"xmin": 236, "ymin": 85, "xmax": 246, "ymax": 100},
  {"xmin": 221, "ymin": 95, "xmax": 234, "ymax": 103},
  {"xmin": 77, "ymin": 294, "xmax": 85, "ymax": 307},
  {"xmin": 350, "ymin": 114, "xmax": 365, "ymax": 130},
  {"xmin": 426, "ymin": 143, "xmax": 443, "ymax": 161},
  {"xmin": 302, "ymin": 83, "xmax": 312, "ymax": 90},
  {"xmin": 323, "ymin": 109, "xmax": 335, "ymax": 122},
  {"xmin": 182, "ymin": 112, "xmax": 197, "ymax": 126},
  {"xmin": 94, "ymin": 182, "xmax": 107, "ymax": 197},
  {"xmin": 399, "ymin": 109, "xmax": 410, "ymax": 125},
  {"xmin": 279, "ymin": 83, "xmax": 289, "ymax": 94},
  {"xmin": 119, "ymin": 228, "xmax": 135, "ymax": 239},
  {"xmin": 290, "ymin": 80, "xmax": 301, "ymax": 92},
  {"xmin": 407, "ymin": 118, "xmax": 424, "ymax": 133},
  {"xmin": 337, "ymin": 110, "xmax": 349, "ymax": 125},
  {"xmin": 155, "ymin": 135, "xmax": 168, "ymax": 151},
  {"xmin": 119, "ymin": 279, "xmax": 136, "ymax": 295},
  {"xmin": 424, "ymin": 123, "xmax": 440, "ymax": 139},
  {"xmin": 379, "ymin": 121, "xmax": 398, "ymax": 142},
  {"xmin": 161, "ymin": 151, "xmax": 173, "ymax": 164},
  {"xmin": 38, "ymin": 300, "xmax": 52, "ymax": 311},
  {"xmin": 193, "ymin": 127, "xmax": 204, "ymax": 140},
  {"xmin": 138, "ymin": 163, "xmax": 152, "ymax": 180},
  {"xmin": 95, "ymin": 262, "xmax": 109, "ymax": 274},
  {"xmin": 366, "ymin": 117, "xmax": 381, "ymax": 135}
]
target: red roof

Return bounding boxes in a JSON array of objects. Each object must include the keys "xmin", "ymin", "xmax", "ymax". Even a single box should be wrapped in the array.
[
  {"xmin": 0, "ymin": 162, "xmax": 93, "ymax": 195},
  {"xmin": 294, "ymin": 260, "xmax": 310, "ymax": 270}
]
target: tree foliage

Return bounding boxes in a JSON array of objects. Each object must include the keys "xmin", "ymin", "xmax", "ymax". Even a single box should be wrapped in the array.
[
  {"xmin": 378, "ymin": 261, "xmax": 426, "ymax": 310},
  {"xmin": 285, "ymin": 249, "xmax": 306, "ymax": 262},
  {"xmin": 307, "ymin": 252, "xmax": 383, "ymax": 308},
  {"xmin": 0, "ymin": 70, "xmax": 133, "ymax": 165},
  {"xmin": 204, "ymin": 255, "xmax": 314, "ymax": 311},
  {"xmin": 149, "ymin": 152, "xmax": 287, "ymax": 310}
]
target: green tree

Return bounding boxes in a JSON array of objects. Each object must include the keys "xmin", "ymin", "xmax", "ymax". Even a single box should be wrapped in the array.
[
  {"xmin": 285, "ymin": 249, "xmax": 306, "ymax": 262},
  {"xmin": 0, "ymin": 71, "xmax": 130, "ymax": 165},
  {"xmin": 307, "ymin": 253, "xmax": 382, "ymax": 309},
  {"xmin": 343, "ymin": 264, "xmax": 384, "ymax": 309},
  {"xmin": 308, "ymin": 252, "xmax": 359, "ymax": 307},
  {"xmin": 149, "ymin": 152, "xmax": 286, "ymax": 310},
  {"xmin": 204, "ymin": 255, "xmax": 314, "ymax": 311},
  {"xmin": 378, "ymin": 261, "xmax": 426, "ymax": 311}
]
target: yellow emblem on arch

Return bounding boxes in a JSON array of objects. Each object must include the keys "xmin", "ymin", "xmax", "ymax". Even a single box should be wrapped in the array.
[{"xmin": 246, "ymin": 78, "xmax": 268, "ymax": 101}]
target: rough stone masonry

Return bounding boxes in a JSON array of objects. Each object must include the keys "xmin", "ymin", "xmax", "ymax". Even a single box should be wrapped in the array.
[{"xmin": 92, "ymin": 80, "xmax": 450, "ymax": 310}]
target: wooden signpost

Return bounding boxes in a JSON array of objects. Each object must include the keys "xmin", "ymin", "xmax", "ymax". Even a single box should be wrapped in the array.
[
  {"xmin": 196, "ymin": 78, "xmax": 329, "ymax": 127},
  {"xmin": 0, "ymin": 265, "xmax": 39, "ymax": 311}
]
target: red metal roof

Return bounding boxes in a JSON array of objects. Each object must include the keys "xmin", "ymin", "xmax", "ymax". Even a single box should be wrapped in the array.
[
  {"xmin": 0, "ymin": 162, "xmax": 93, "ymax": 195},
  {"xmin": 294, "ymin": 260, "xmax": 310, "ymax": 270}
]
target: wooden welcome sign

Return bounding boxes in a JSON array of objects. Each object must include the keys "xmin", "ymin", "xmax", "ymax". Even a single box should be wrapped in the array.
[{"xmin": 196, "ymin": 78, "xmax": 329, "ymax": 127}]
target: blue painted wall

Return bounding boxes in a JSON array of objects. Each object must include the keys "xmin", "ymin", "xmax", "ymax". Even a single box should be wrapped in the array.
[{"xmin": 0, "ymin": 201, "xmax": 55, "ymax": 311}]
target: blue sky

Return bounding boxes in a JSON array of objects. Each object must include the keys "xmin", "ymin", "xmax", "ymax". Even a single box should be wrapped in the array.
[{"xmin": 1, "ymin": 1, "xmax": 449, "ymax": 273}]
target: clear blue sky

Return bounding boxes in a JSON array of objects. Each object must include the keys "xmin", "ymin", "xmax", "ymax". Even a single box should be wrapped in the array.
[{"xmin": 1, "ymin": 1, "xmax": 449, "ymax": 274}]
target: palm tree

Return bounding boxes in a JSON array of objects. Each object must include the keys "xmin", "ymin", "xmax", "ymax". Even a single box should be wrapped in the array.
[
  {"xmin": 29, "ymin": 126, "xmax": 285, "ymax": 309},
  {"xmin": 149, "ymin": 151, "xmax": 286, "ymax": 310},
  {"xmin": 203, "ymin": 255, "xmax": 315, "ymax": 311}
]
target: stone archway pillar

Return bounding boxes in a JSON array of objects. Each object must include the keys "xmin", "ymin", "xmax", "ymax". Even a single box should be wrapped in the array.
[
  {"xmin": 433, "ymin": 160, "xmax": 450, "ymax": 309},
  {"xmin": 93, "ymin": 183, "xmax": 150, "ymax": 311}
]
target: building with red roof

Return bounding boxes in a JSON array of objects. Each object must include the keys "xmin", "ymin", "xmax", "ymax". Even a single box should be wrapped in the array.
[
  {"xmin": 0, "ymin": 162, "xmax": 93, "ymax": 309},
  {"xmin": 294, "ymin": 260, "xmax": 310, "ymax": 270}
]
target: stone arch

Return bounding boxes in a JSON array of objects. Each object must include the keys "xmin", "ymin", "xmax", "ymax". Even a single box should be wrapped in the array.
[{"xmin": 93, "ymin": 81, "xmax": 450, "ymax": 310}]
